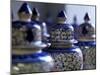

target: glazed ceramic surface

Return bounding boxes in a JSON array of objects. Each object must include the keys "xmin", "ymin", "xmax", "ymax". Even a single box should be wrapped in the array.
[
  {"xmin": 75, "ymin": 41, "xmax": 96, "ymax": 70},
  {"xmin": 31, "ymin": 8, "xmax": 50, "ymax": 45},
  {"xmin": 12, "ymin": 52, "xmax": 54, "ymax": 74},
  {"xmin": 44, "ymin": 23, "xmax": 83, "ymax": 71},
  {"xmin": 44, "ymin": 10, "xmax": 83, "ymax": 71},
  {"xmin": 44, "ymin": 46, "xmax": 83, "ymax": 71},
  {"xmin": 12, "ymin": 20, "xmax": 54, "ymax": 74}
]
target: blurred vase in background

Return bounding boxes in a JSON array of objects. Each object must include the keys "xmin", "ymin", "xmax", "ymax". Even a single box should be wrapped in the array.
[{"xmin": 75, "ymin": 13, "xmax": 96, "ymax": 70}]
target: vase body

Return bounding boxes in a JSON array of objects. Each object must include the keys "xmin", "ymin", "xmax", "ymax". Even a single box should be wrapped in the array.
[
  {"xmin": 44, "ymin": 23, "xmax": 83, "ymax": 71},
  {"xmin": 75, "ymin": 41, "xmax": 96, "ymax": 70},
  {"xmin": 12, "ymin": 52, "xmax": 54, "ymax": 74},
  {"xmin": 44, "ymin": 46, "xmax": 83, "ymax": 71}
]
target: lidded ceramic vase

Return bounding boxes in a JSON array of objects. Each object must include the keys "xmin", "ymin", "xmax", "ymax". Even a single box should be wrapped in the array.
[
  {"xmin": 72, "ymin": 15, "xmax": 79, "ymax": 40},
  {"xmin": 12, "ymin": 2, "xmax": 54, "ymax": 74},
  {"xmin": 31, "ymin": 8, "xmax": 50, "ymax": 47},
  {"xmin": 44, "ymin": 10, "xmax": 83, "ymax": 71},
  {"xmin": 75, "ymin": 13, "xmax": 96, "ymax": 69}
]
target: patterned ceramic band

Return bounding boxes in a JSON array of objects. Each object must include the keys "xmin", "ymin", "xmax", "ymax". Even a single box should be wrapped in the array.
[
  {"xmin": 75, "ymin": 41, "xmax": 96, "ymax": 46},
  {"xmin": 45, "ymin": 46, "xmax": 80, "ymax": 53},
  {"xmin": 12, "ymin": 52, "xmax": 49, "ymax": 64},
  {"xmin": 51, "ymin": 43, "xmax": 73, "ymax": 48}
]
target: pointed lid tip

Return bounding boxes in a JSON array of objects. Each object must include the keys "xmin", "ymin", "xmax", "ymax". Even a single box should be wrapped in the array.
[
  {"xmin": 57, "ymin": 10, "xmax": 67, "ymax": 18},
  {"xmin": 32, "ymin": 8, "xmax": 40, "ymax": 16},
  {"xmin": 84, "ymin": 12, "xmax": 90, "ymax": 21},
  {"xmin": 18, "ymin": 2, "xmax": 32, "ymax": 14}
]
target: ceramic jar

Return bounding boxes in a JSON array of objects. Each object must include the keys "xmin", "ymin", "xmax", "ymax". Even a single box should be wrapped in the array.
[
  {"xmin": 11, "ymin": 3, "xmax": 54, "ymax": 74},
  {"xmin": 72, "ymin": 16, "xmax": 79, "ymax": 40},
  {"xmin": 31, "ymin": 8, "xmax": 50, "ymax": 46},
  {"xmin": 44, "ymin": 10, "xmax": 83, "ymax": 71},
  {"xmin": 75, "ymin": 13, "xmax": 96, "ymax": 70}
]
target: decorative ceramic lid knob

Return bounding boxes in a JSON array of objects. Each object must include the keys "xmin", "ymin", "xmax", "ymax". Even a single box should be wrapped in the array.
[
  {"xmin": 18, "ymin": 2, "xmax": 32, "ymax": 20},
  {"xmin": 18, "ymin": 2, "xmax": 32, "ymax": 14},
  {"xmin": 31, "ymin": 8, "xmax": 40, "ymax": 21},
  {"xmin": 84, "ymin": 12, "xmax": 90, "ymax": 21},
  {"xmin": 57, "ymin": 10, "xmax": 67, "ymax": 24}
]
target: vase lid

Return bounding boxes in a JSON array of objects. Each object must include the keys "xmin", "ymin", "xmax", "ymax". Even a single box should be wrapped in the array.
[
  {"xmin": 18, "ymin": 2, "xmax": 32, "ymax": 15},
  {"xmin": 57, "ymin": 10, "xmax": 67, "ymax": 19},
  {"xmin": 84, "ymin": 12, "xmax": 90, "ymax": 21},
  {"xmin": 32, "ymin": 8, "xmax": 40, "ymax": 17}
]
